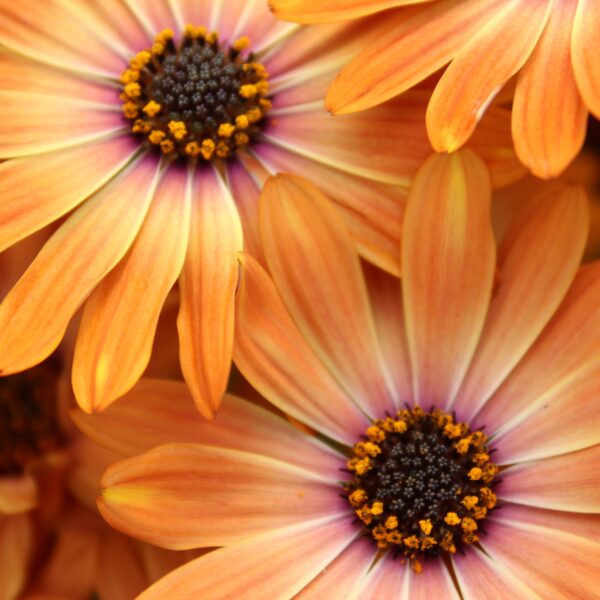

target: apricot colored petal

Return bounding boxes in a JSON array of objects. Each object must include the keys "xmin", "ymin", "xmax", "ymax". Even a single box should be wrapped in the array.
[
  {"xmin": 99, "ymin": 443, "xmax": 343, "ymax": 549},
  {"xmin": 72, "ymin": 167, "xmax": 190, "ymax": 413},
  {"xmin": 138, "ymin": 517, "xmax": 355, "ymax": 599},
  {"xmin": 0, "ymin": 156, "xmax": 160, "ymax": 376},
  {"xmin": 512, "ymin": 0, "xmax": 587, "ymax": 178},
  {"xmin": 484, "ymin": 515, "xmax": 600, "ymax": 599},
  {"xmin": 122, "ymin": 0, "xmax": 178, "ymax": 37},
  {"xmin": 407, "ymin": 560, "xmax": 459, "ymax": 600},
  {"xmin": 326, "ymin": 0, "xmax": 506, "ymax": 115},
  {"xmin": 234, "ymin": 254, "xmax": 369, "ymax": 444},
  {"xmin": 0, "ymin": 514, "xmax": 33, "ymax": 600},
  {"xmin": 500, "ymin": 445, "xmax": 600, "ymax": 512},
  {"xmin": 177, "ymin": 167, "xmax": 243, "ymax": 418},
  {"xmin": 454, "ymin": 548, "xmax": 541, "ymax": 600},
  {"xmin": 270, "ymin": 0, "xmax": 432, "ymax": 23},
  {"xmin": 454, "ymin": 184, "xmax": 589, "ymax": 420},
  {"xmin": 255, "ymin": 143, "xmax": 406, "ymax": 276},
  {"xmin": 72, "ymin": 382, "xmax": 342, "ymax": 478},
  {"xmin": 402, "ymin": 150, "xmax": 495, "ymax": 409},
  {"xmin": 0, "ymin": 92, "xmax": 124, "ymax": 159},
  {"xmin": 358, "ymin": 557, "xmax": 407, "ymax": 600},
  {"xmin": 572, "ymin": 0, "xmax": 600, "ymax": 117},
  {"xmin": 427, "ymin": 0, "xmax": 552, "ymax": 153},
  {"xmin": 0, "ymin": 474, "xmax": 37, "ymax": 515},
  {"xmin": 477, "ymin": 261, "xmax": 600, "ymax": 436},
  {"xmin": 259, "ymin": 174, "xmax": 393, "ymax": 417},
  {"xmin": 0, "ymin": 136, "xmax": 137, "ymax": 254}
]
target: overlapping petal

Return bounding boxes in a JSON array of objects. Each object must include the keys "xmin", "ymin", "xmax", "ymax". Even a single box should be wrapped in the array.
[{"xmin": 572, "ymin": 0, "xmax": 600, "ymax": 117}]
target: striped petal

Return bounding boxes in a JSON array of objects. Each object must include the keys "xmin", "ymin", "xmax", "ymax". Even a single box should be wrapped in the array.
[
  {"xmin": 177, "ymin": 167, "xmax": 243, "ymax": 418},
  {"xmin": 402, "ymin": 150, "xmax": 495, "ymax": 409},
  {"xmin": 407, "ymin": 560, "xmax": 459, "ymax": 600},
  {"xmin": 72, "ymin": 166, "xmax": 190, "ymax": 413},
  {"xmin": 259, "ymin": 174, "xmax": 393, "ymax": 418},
  {"xmin": 121, "ymin": 0, "xmax": 179, "ymax": 37},
  {"xmin": 0, "ymin": 156, "xmax": 160, "ymax": 376},
  {"xmin": 512, "ymin": 0, "xmax": 588, "ymax": 178},
  {"xmin": 427, "ymin": 0, "xmax": 552, "ymax": 153},
  {"xmin": 0, "ymin": 514, "xmax": 33, "ymax": 600},
  {"xmin": 99, "ymin": 443, "xmax": 343, "ymax": 548},
  {"xmin": 359, "ymin": 557, "xmax": 407, "ymax": 600},
  {"xmin": 572, "ymin": 0, "xmax": 600, "ymax": 117}
]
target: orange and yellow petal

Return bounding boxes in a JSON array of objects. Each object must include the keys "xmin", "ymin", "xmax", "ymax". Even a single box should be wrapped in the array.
[
  {"xmin": 0, "ymin": 514, "xmax": 33, "ymax": 600},
  {"xmin": 0, "ymin": 473, "xmax": 38, "ymax": 515}
]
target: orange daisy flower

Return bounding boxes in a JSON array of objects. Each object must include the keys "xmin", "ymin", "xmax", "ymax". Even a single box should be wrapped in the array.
[
  {"xmin": 271, "ymin": 0, "xmax": 600, "ymax": 178},
  {"xmin": 92, "ymin": 151, "xmax": 598, "ymax": 597},
  {"xmin": 0, "ymin": 0, "xmax": 523, "ymax": 417}
]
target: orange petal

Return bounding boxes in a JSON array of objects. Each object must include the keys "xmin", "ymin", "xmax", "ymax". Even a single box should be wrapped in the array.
[
  {"xmin": 0, "ymin": 156, "xmax": 160, "ymax": 375},
  {"xmin": 500, "ymin": 444, "xmax": 600, "ymax": 513},
  {"xmin": 427, "ymin": 0, "xmax": 552, "ymax": 153},
  {"xmin": 455, "ymin": 184, "xmax": 589, "ymax": 420},
  {"xmin": 326, "ymin": 0, "xmax": 507, "ymax": 115},
  {"xmin": 402, "ymin": 150, "xmax": 495, "ymax": 409},
  {"xmin": 234, "ymin": 254, "xmax": 369, "ymax": 444},
  {"xmin": 0, "ymin": 514, "xmax": 33, "ymax": 600},
  {"xmin": 117, "ymin": 0, "xmax": 178, "ymax": 38},
  {"xmin": 177, "ymin": 167, "xmax": 243, "ymax": 418},
  {"xmin": 0, "ymin": 136, "xmax": 137, "ymax": 253},
  {"xmin": 73, "ymin": 382, "xmax": 343, "ymax": 478},
  {"xmin": 99, "ymin": 443, "xmax": 342, "ymax": 549},
  {"xmin": 259, "ymin": 174, "xmax": 393, "ymax": 417},
  {"xmin": 0, "ymin": 92, "xmax": 124, "ymax": 158},
  {"xmin": 572, "ymin": 0, "xmax": 600, "ymax": 118},
  {"xmin": 138, "ymin": 517, "xmax": 356, "ymax": 599},
  {"xmin": 512, "ymin": 0, "xmax": 588, "ymax": 178},
  {"xmin": 72, "ymin": 167, "xmax": 190, "ymax": 413},
  {"xmin": 269, "ymin": 0, "xmax": 432, "ymax": 23},
  {"xmin": 0, "ymin": 473, "xmax": 38, "ymax": 515}
]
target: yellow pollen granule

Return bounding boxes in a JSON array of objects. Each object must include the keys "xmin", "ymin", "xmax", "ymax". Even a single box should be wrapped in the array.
[
  {"xmin": 385, "ymin": 516, "xmax": 398, "ymax": 530},
  {"xmin": 463, "ymin": 532, "xmax": 479, "ymax": 544},
  {"xmin": 356, "ymin": 507, "xmax": 372, "ymax": 525},
  {"xmin": 348, "ymin": 489, "xmax": 368, "ymax": 507},
  {"xmin": 473, "ymin": 506, "xmax": 488, "ymax": 520},
  {"xmin": 130, "ymin": 50, "xmax": 151, "ymax": 70},
  {"xmin": 160, "ymin": 139, "xmax": 175, "ymax": 154},
  {"xmin": 387, "ymin": 531, "xmax": 402, "ymax": 544},
  {"xmin": 123, "ymin": 82, "xmax": 141, "ymax": 98},
  {"xmin": 444, "ymin": 423, "xmax": 463, "ymax": 439},
  {"xmin": 366, "ymin": 425, "xmax": 386, "ymax": 442},
  {"xmin": 148, "ymin": 130, "xmax": 166, "ymax": 145},
  {"xmin": 235, "ymin": 115, "xmax": 250, "ymax": 130},
  {"xmin": 200, "ymin": 139, "xmax": 216, "ymax": 160},
  {"xmin": 216, "ymin": 141, "xmax": 230, "ymax": 158},
  {"xmin": 185, "ymin": 142, "xmax": 201, "ymax": 158},
  {"xmin": 120, "ymin": 69, "xmax": 139, "ymax": 84},
  {"xmin": 404, "ymin": 535, "xmax": 419, "ymax": 549},
  {"xmin": 218, "ymin": 123, "xmax": 236, "ymax": 138},
  {"xmin": 473, "ymin": 453, "xmax": 490, "ymax": 466},
  {"xmin": 421, "ymin": 536, "xmax": 437, "ymax": 550},
  {"xmin": 239, "ymin": 84, "xmax": 258, "ymax": 98},
  {"xmin": 412, "ymin": 560, "xmax": 423, "ymax": 575},
  {"xmin": 372, "ymin": 525, "xmax": 386, "ymax": 540},
  {"xmin": 234, "ymin": 133, "xmax": 250, "ymax": 146},
  {"xmin": 143, "ymin": 101, "xmax": 162, "ymax": 117},
  {"xmin": 168, "ymin": 120, "xmax": 188, "ymax": 140},
  {"xmin": 461, "ymin": 518, "xmax": 478, "ymax": 533},
  {"xmin": 419, "ymin": 519, "xmax": 433, "ymax": 535},
  {"xmin": 122, "ymin": 102, "xmax": 139, "ymax": 119},
  {"xmin": 371, "ymin": 502, "xmax": 384, "ymax": 516},
  {"xmin": 455, "ymin": 438, "xmax": 470, "ymax": 455},
  {"xmin": 468, "ymin": 467, "xmax": 483, "ymax": 481},
  {"xmin": 461, "ymin": 496, "xmax": 479, "ymax": 510},
  {"xmin": 152, "ymin": 42, "xmax": 165, "ymax": 55},
  {"xmin": 444, "ymin": 512, "xmax": 461, "ymax": 526},
  {"xmin": 233, "ymin": 36, "xmax": 250, "ymax": 51},
  {"xmin": 479, "ymin": 487, "xmax": 497, "ymax": 509}
]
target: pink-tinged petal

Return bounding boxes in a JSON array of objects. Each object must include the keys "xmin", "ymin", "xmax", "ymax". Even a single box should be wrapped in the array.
[
  {"xmin": 72, "ymin": 381, "xmax": 343, "ymax": 479},
  {"xmin": 403, "ymin": 150, "xmax": 495, "ymax": 409},
  {"xmin": 168, "ymin": 0, "xmax": 211, "ymax": 32},
  {"xmin": 259, "ymin": 174, "xmax": 393, "ymax": 418},
  {"xmin": 72, "ymin": 166, "xmax": 190, "ymax": 413},
  {"xmin": 0, "ymin": 92, "xmax": 124, "ymax": 159},
  {"xmin": 477, "ymin": 261, "xmax": 600, "ymax": 436},
  {"xmin": 572, "ymin": 0, "xmax": 600, "ymax": 118},
  {"xmin": 0, "ymin": 514, "xmax": 33, "ymax": 600},
  {"xmin": 454, "ymin": 184, "xmax": 589, "ymax": 420},
  {"xmin": 138, "ymin": 517, "xmax": 356, "ymax": 599},
  {"xmin": 296, "ymin": 538, "xmax": 375, "ymax": 598},
  {"xmin": 0, "ymin": 136, "xmax": 137, "ymax": 253},
  {"xmin": 122, "ymin": 0, "xmax": 178, "ymax": 37},
  {"xmin": 234, "ymin": 254, "xmax": 369, "ymax": 445},
  {"xmin": 512, "ymin": 0, "xmax": 587, "ymax": 178},
  {"xmin": 500, "ymin": 444, "xmax": 600, "ymax": 512},
  {"xmin": 484, "ymin": 514, "xmax": 600, "ymax": 600},
  {"xmin": 407, "ymin": 559, "xmax": 459, "ymax": 600},
  {"xmin": 359, "ymin": 556, "xmax": 408, "ymax": 600},
  {"xmin": 0, "ymin": 474, "xmax": 37, "ymax": 515},
  {"xmin": 177, "ymin": 167, "xmax": 243, "ymax": 418},
  {"xmin": 427, "ymin": 0, "xmax": 552, "ymax": 153},
  {"xmin": 0, "ymin": 0, "xmax": 126, "ymax": 77},
  {"xmin": 326, "ymin": 0, "xmax": 507, "ymax": 115},
  {"xmin": 254, "ymin": 142, "xmax": 406, "ymax": 277},
  {"xmin": 453, "ymin": 548, "xmax": 541, "ymax": 600},
  {"xmin": 0, "ymin": 156, "xmax": 160, "ymax": 376},
  {"xmin": 99, "ymin": 443, "xmax": 344, "ymax": 549},
  {"xmin": 138, "ymin": 544, "xmax": 204, "ymax": 584}
]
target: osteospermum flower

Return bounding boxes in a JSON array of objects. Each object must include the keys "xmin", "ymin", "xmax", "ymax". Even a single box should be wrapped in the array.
[
  {"xmin": 271, "ymin": 0, "xmax": 600, "ymax": 178},
  {"xmin": 0, "ymin": 0, "xmax": 523, "ymax": 416},
  {"xmin": 92, "ymin": 151, "xmax": 599, "ymax": 597}
]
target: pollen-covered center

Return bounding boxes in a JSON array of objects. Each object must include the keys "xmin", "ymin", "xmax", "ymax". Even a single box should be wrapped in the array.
[
  {"xmin": 121, "ymin": 26, "xmax": 271, "ymax": 161},
  {"xmin": 344, "ymin": 407, "xmax": 498, "ymax": 573},
  {"xmin": 0, "ymin": 360, "xmax": 64, "ymax": 476}
]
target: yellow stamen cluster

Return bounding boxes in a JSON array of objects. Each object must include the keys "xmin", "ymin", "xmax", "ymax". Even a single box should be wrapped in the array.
[
  {"xmin": 120, "ymin": 26, "xmax": 270, "ymax": 161},
  {"xmin": 344, "ymin": 407, "xmax": 499, "ymax": 572}
]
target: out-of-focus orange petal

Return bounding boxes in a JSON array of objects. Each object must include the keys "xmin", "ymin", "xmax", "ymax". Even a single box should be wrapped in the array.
[
  {"xmin": 326, "ymin": 0, "xmax": 506, "ymax": 115},
  {"xmin": 512, "ymin": 0, "xmax": 588, "ymax": 178},
  {"xmin": 234, "ymin": 254, "xmax": 369, "ymax": 444},
  {"xmin": 427, "ymin": 0, "xmax": 552, "ymax": 153},
  {"xmin": 0, "ymin": 156, "xmax": 160, "ymax": 376},
  {"xmin": 138, "ymin": 517, "xmax": 356, "ymax": 599},
  {"xmin": 402, "ymin": 150, "xmax": 495, "ymax": 410},
  {"xmin": 572, "ymin": 0, "xmax": 600, "ymax": 118},
  {"xmin": 177, "ymin": 167, "xmax": 242, "ymax": 418},
  {"xmin": 99, "ymin": 443, "xmax": 341, "ymax": 549},
  {"xmin": 259, "ymin": 174, "xmax": 393, "ymax": 418},
  {"xmin": 0, "ymin": 474, "xmax": 37, "ymax": 515},
  {"xmin": 72, "ymin": 166, "xmax": 190, "ymax": 413},
  {"xmin": 455, "ymin": 184, "xmax": 589, "ymax": 420},
  {"xmin": 0, "ymin": 514, "xmax": 33, "ymax": 600}
]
